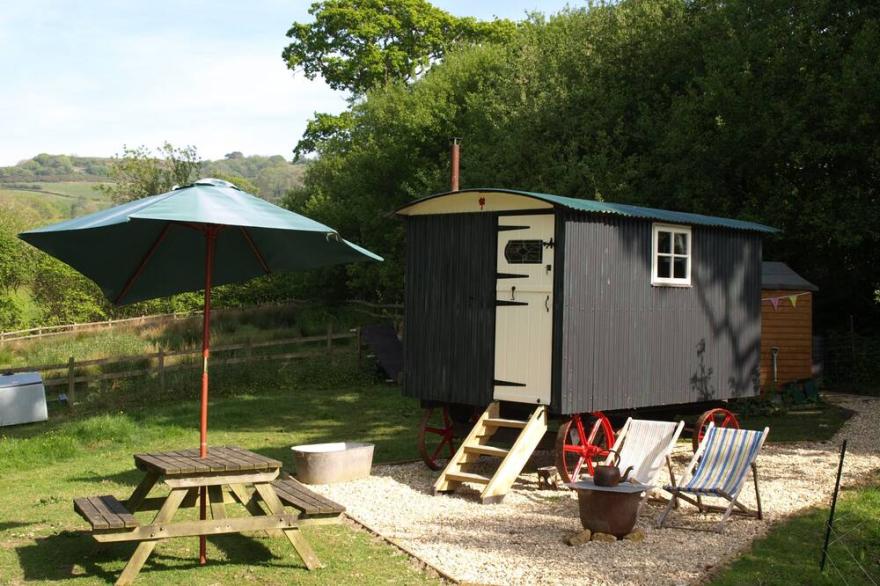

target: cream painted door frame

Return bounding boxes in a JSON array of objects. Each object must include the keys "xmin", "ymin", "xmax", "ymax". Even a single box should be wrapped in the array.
[{"xmin": 493, "ymin": 214, "xmax": 555, "ymax": 405}]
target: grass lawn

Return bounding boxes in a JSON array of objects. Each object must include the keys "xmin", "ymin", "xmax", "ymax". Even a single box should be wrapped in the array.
[
  {"xmin": 0, "ymin": 356, "xmax": 439, "ymax": 585},
  {"xmin": 711, "ymin": 472, "xmax": 880, "ymax": 585},
  {"xmin": 738, "ymin": 401, "xmax": 855, "ymax": 443}
]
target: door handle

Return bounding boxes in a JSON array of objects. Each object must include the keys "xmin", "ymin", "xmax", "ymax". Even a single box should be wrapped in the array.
[
  {"xmin": 511, "ymin": 286, "xmax": 516, "ymax": 301},
  {"xmin": 545, "ymin": 295, "xmax": 550, "ymax": 312}
]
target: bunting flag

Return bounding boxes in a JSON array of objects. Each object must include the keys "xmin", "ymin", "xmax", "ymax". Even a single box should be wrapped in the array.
[{"xmin": 761, "ymin": 291, "xmax": 809, "ymax": 310}]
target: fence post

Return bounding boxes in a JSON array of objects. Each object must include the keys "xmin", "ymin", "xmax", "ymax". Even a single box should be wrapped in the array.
[
  {"xmin": 326, "ymin": 322, "xmax": 333, "ymax": 350},
  {"xmin": 821, "ymin": 439, "xmax": 848, "ymax": 572},
  {"xmin": 356, "ymin": 327, "xmax": 362, "ymax": 361},
  {"xmin": 158, "ymin": 349, "xmax": 165, "ymax": 394},
  {"xmin": 67, "ymin": 356, "xmax": 75, "ymax": 408},
  {"xmin": 245, "ymin": 339, "xmax": 253, "ymax": 363}
]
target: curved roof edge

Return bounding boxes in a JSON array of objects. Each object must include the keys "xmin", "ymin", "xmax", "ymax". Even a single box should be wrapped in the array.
[{"xmin": 395, "ymin": 188, "xmax": 780, "ymax": 234}]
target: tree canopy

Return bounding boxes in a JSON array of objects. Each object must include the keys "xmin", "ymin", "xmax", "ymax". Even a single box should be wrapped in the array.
[
  {"xmin": 283, "ymin": 0, "xmax": 515, "ymax": 94},
  {"xmin": 287, "ymin": 0, "xmax": 880, "ymax": 331},
  {"xmin": 99, "ymin": 143, "xmax": 201, "ymax": 203}
]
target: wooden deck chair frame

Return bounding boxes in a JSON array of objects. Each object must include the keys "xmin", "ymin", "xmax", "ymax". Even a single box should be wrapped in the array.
[
  {"xmin": 604, "ymin": 418, "xmax": 685, "ymax": 496},
  {"xmin": 657, "ymin": 423, "xmax": 769, "ymax": 533}
]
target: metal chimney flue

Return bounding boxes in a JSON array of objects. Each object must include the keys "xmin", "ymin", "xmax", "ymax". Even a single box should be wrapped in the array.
[{"xmin": 450, "ymin": 137, "xmax": 461, "ymax": 192}]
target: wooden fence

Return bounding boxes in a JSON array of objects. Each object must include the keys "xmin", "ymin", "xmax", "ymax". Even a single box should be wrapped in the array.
[
  {"xmin": 1, "ymin": 328, "xmax": 360, "ymax": 406},
  {"xmin": 0, "ymin": 299, "xmax": 402, "ymax": 343}
]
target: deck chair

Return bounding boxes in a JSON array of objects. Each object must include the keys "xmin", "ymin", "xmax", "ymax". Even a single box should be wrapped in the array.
[
  {"xmin": 604, "ymin": 418, "xmax": 685, "ymax": 488},
  {"xmin": 656, "ymin": 423, "xmax": 769, "ymax": 533}
]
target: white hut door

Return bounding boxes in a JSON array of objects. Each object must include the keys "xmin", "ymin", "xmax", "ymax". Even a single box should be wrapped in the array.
[{"xmin": 493, "ymin": 214, "xmax": 555, "ymax": 405}]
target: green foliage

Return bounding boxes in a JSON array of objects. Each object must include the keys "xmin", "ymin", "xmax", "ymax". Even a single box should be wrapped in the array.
[
  {"xmin": 99, "ymin": 142, "xmax": 202, "ymax": 203},
  {"xmin": 203, "ymin": 153, "xmax": 306, "ymax": 201},
  {"xmin": 0, "ymin": 154, "xmax": 110, "ymax": 182},
  {"xmin": 292, "ymin": 0, "xmax": 880, "ymax": 329},
  {"xmin": 31, "ymin": 257, "xmax": 108, "ymax": 325},
  {"xmin": 0, "ymin": 297, "xmax": 23, "ymax": 331},
  {"xmin": 283, "ymin": 0, "xmax": 515, "ymax": 94},
  {"xmin": 0, "ymin": 209, "xmax": 33, "ymax": 295}
]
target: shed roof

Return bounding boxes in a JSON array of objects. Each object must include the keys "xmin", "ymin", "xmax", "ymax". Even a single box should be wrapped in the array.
[
  {"xmin": 762, "ymin": 262, "xmax": 818, "ymax": 291},
  {"xmin": 396, "ymin": 188, "xmax": 779, "ymax": 234}
]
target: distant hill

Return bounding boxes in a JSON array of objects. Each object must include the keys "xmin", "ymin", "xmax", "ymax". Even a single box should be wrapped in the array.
[{"xmin": 0, "ymin": 152, "xmax": 307, "ymax": 224}]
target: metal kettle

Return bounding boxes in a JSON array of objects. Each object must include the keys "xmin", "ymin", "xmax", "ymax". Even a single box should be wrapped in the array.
[{"xmin": 593, "ymin": 450, "xmax": 633, "ymax": 487}]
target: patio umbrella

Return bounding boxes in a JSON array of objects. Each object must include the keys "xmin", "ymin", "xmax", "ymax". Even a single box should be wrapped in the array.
[{"xmin": 19, "ymin": 177, "xmax": 382, "ymax": 562}]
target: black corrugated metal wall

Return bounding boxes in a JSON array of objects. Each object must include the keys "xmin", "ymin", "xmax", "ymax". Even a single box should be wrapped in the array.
[
  {"xmin": 554, "ymin": 212, "xmax": 763, "ymax": 414},
  {"xmin": 402, "ymin": 214, "xmax": 497, "ymax": 406}
]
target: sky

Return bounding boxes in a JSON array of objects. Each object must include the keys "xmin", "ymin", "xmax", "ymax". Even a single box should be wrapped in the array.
[{"xmin": 0, "ymin": 1, "xmax": 577, "ymax": 166}]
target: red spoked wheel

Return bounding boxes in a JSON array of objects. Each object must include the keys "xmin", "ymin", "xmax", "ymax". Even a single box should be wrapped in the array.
[
  {"xmin": 418, "ymin": 406, "xmax": 456, "ymax": 470},
  {"xmin": 692, "ymin": 408, "xmax": 740, "ymax": 452},
  {"xmin": 555, "ymin": 411, "xmax": 615, "ymax": 483}
]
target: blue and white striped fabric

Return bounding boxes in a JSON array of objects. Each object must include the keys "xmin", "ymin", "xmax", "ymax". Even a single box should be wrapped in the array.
[{"xmin": 678, "ymin": 427, "xmax": 766, "ymax": 496}]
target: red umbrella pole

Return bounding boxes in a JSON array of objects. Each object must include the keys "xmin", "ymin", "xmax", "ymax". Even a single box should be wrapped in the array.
[{"xmin": 199, "ymin": 226, "xmax": 217, "ymax": 566}]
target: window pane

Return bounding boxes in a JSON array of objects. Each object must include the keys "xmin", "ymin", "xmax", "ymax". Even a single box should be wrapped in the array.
[
  {"xmin": 504, "ymin": 239, "xmax": 543, "ymax": 264},
  {"xmin": 658, "ymin": 231, "xmax": 671, "ymax": 253},
  {"xmin": 657, "ymin": 255, "xmax": 672, "ymax": 278},
  {"xmin": 673, "ymin": 257, "xmax": 687, "ymax": 279},
  {"xmin": 674, "ymin": 232, "xmax": 688, "ymax": 255}
]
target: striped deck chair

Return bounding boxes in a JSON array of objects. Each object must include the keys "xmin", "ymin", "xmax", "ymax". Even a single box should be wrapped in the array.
[
  {"xmin": 657, "ymin": 423, "xmax": 769, "ymax": 533},
  {"xmin": 604, "ymin": 418, "xmax": 685, "ymax": 488}
]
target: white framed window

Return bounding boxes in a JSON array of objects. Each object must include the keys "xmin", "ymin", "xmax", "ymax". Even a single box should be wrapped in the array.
[{"xmin": 651, "ymin": 223, "xmax": 691, "ymax": 286}]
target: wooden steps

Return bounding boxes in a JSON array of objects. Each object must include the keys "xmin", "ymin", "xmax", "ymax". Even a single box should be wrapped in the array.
[
  {"xmin": 484, "ymin": 417, "xmax": 527, "ymax": 429},
  {"xmin": 463, "ymin": 445, "xmax": 509, "ymax": 458},
  {"xmin": 433, "ymin": 402, "xmax": 548, "ymax": 504},
  {"xmin": 444, "ymin": 471, "xmax": 491, "ymax": 484}
]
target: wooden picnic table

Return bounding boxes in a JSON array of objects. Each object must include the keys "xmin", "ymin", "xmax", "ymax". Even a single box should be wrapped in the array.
[{"xmin": 73, "ymin": 446, "xmax": 344, "ymax": 585}]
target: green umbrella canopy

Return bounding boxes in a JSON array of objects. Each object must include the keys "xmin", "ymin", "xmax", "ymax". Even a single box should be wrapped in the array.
[{"xmin": 19, "ymin": 178, "xmax": 382, "ymax": 305}]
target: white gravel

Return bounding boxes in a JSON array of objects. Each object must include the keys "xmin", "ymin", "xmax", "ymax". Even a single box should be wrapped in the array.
[{"xmin": 312, "ymin": 394, "xmax": 880, "ymax": 585}]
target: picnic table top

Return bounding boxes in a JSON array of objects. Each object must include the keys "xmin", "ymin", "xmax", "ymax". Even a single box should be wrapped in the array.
[{"xmin": 134, "ymin": 446, "xmax": 282, "ymax": 476}]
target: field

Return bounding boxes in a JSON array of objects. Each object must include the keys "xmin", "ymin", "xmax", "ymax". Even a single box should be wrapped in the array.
[{"xmin": 0, "ymin": 182, "xmax": 110, "ymax": 225}]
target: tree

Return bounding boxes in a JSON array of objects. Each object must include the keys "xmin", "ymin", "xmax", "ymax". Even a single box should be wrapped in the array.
[
  {"xmin": 289, "ymin": 0, "xmax": 880, "ymax": 332},
  {"xmin": 0, "ymin": 205, "xmax": 36, "ymax": 295},
  {"xmin": 283, "ymin": 0, "xmax": 515, "ymax": 94},
  {"xmin": 100, "ymin": 142, "xmax": 202, "ymax": 203},
  {"xmin": 32, "ymin": 256, "xmax": 107, "ymax": 325}
]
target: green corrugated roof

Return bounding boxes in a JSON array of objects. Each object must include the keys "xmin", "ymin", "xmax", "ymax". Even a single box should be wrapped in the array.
[{"xmin": 398, "ymin": 188, "xmax": 779, "ymax": 234}]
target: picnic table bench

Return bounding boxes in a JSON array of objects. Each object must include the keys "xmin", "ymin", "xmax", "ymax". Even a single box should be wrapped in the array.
[{"xmin": 73, "ymin": 446, "xmax": 345, "ymax": 585}]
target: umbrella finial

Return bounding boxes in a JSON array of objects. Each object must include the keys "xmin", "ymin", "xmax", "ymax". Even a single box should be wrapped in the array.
[{"xmin": 194, "ymin": 178, "xmax": 240, "ymax": 190}]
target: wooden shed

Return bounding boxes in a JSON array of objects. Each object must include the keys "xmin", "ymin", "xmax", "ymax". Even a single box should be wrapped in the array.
[
  {"xmin": 395, "ymin": 188, "xmax": 777, "ymax": 501},
  {"xmin": 760, "ymin": 261, "xmax": 818, "ymax": 388}
]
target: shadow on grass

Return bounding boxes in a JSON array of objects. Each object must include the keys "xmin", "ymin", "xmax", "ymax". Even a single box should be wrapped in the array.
[
  {"xmin": 0, "ymin": 521, "xmax": 33, "ymax": 531},
  {"xmin": 16, "ymin": 530, "xmax": 117, "ymax": 583},
  {"xmin": 67, "ymin": 468, "xmax": 145, "ymax": 486},
  {"xmin": 16, "ymin": 531, "xmax": 304, "ymax": 583}
]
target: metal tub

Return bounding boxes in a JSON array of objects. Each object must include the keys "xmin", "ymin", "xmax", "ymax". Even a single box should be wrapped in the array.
[
  {"xmin": 0, "ymin": 372, "xmax": 48, "ymax": 427},
  {"xmin": 291, "ymin": 442, "xmax": 374, "ymax": 484}
]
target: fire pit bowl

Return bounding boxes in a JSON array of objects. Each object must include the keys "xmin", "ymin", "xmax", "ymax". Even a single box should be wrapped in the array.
[
  {"xmin": 292, "ymin": 442, "xmax": 374, "ymax": 484},
  {"xmin": 569, "ymin": 478, "xmax": 649, "ymax": 538}
]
